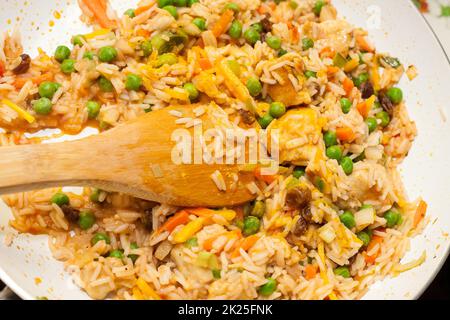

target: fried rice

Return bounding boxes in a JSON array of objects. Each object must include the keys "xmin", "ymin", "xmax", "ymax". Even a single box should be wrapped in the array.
[{"xmin": 0, "ymin": 0, "xmax": 428, "ymax": 300}]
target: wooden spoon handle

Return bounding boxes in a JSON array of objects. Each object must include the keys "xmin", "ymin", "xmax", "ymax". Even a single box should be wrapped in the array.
[{"xmin": 0, "ymin": 139, "xmax": 92, "ymax": 194}]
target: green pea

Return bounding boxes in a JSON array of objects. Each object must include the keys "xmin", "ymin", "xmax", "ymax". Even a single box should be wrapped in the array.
[
  {"xmin": 124, "ymin": 8, "xmax": 136, "ymax": 18},
  {"xmin": 250, "ymin": 200, "xmax": 265, "ymax": 218},
  {"xmin": 340, "ymin": 156, "xmax": 353, "ymax": 175},
  {"xmin": 293, "ymin": 166, "xmax": 306, "ymax": 179},
  {"xmin": 98, "ymin": 46, "xmax": 118, "ymax": 62},
  {"xmin": 38, "ymin": 81, "xmax": 60, "ymax": 98},
  {"xmin": 212, "ymin": 269, "xmax": 221, "ymax": 279},
  {"xmin": 173, "ymin": 0, "xmax": 187, "ymax": 7},
  {"xmin": 376, "ymin": 111, "xmax": 390, "ymax": 127},
  {"xmin": 141, "ymin": 40, "xmax": 153, "ymax": 57},
  {"xmin": 91, "ymin": 232, "xmax": 110, "ymax": 245},
  {"xmin": 98, "ymin": 76, "xmax": 114, "ymax": 92},
  {"xmin": 243, "ymin": 216, "xmax": 260, "ymax": 236},
  {"xmin": 184, "ymin": 237, "xmax": 198, "ymax": 248},
  {"xmin": 366, "ymin": 117, "xmax": 378, "ymax": 133},
  {"xmin": 269, "ymin": 102, "xmax": 286, "ymax": 118},
  {"xmin": 384, "ymin": 209, "xmax": 401, "ymax": 228},
  {"xmin": 244, "ymin": 27, "xmax": 260, "ymax": 46},
  {"xmin": 158, "ymin": 0, "xmax": 173, "ymax": 7},
  {"xmin": 187, "ymin": 0, "xmax": 199, "ymax": 6},
  {"xmin": 183, "ymin": 82, "xmax": 199, "ymax": 101},
  {"xmin": 340, "ymin": 98, "xmax": 352, "ymax": 114},
  {"xmin": 326, "ymin": 145, "xmax": 342, "ymax": 161},
  {"xmin": 259, "ymin": 278, "xmax": 277, "ymax": 296},
  {"xmin": 266, "ymin": 36, "xmax": 282, "ymax": 50},
  {"xmin": 71, "ymin": 34, "xmax": 85, "ymax": 46},
  {"xmin": 128, "ymin": 242, "xmax": 139, "ymax": 263},
  {"xmin": 51, "ymin": 192, "xmax": 70, "ymax": 206},
  {"xmin": 78, "ymin": 210, "xmax": 96, "ymax": 230},
  {"xmin": 125, "ymin": 74, "xmax": 143, "ymax": 91},
  {"xmin": 289, "ymin": 1, "xmax": 299, "ymax": 9},
  {"xmin": 353, "ymin": 72, "xmax": 369, "ymax": 87},
  {"xmin": 313, "ymin": 0, "xmax": 325, "ymax": 16},
  {"xmin": 334, "ymin": 266, "xmax": 351, "ymax": 278},
  {"xmin": 339, "ymin": 211, "xmax": 355, "ymax": 229},
  {"xmin": 386, "ymin": 87, "xmax": 403, "ymax": 104},
  {"xmin": 258, "ymin": 114, "xmax": 274, "ymax": 129},
  {"xmin": 89, "ymin": 188, "xmax": 102, "ymax": 202},
  {"xmin": 361, "ymin": 204, "xmax": 373, "ymax": 210},
  {"xmin": 278, "ymin": 49, "xmax": 288, "ymax": 57},
  {"xmin": 250, "ymin": 23, "xmax": 263, "ymax": 33},
  {"xmin": 228, "ymin": 20, "xmax": 243, "ymax": 39},
  {"xmin": 227, "ymin": 60, "xmax": 241, "ymax": 76},
  {"xmin": 357, "ymin": 231, "xmax": 371, "ymax": 246},
  {"xmin": 156, "ymin": 53, "xmax": 178, "ymax": 67},
  {"xmin": 323, "ymin": 131, "xmax": 337, "ymax": 147},
  {"xmin": 33, "ymin": 97, "xmax": 52, "ymax": 115},
  {"xmin": 109, "ymin": 249, "xmax": 124, "ymax": 259},
  {"xmin": 246, "ymin": 77, "xmax": 262, "ymax": 97},
  {"xmin": 54, "ymin": 45, "xmax": 71, "ymax": 62},
  {"xmin": 60, "ymin": 59, "xmax": 75, "ymax": 74},
  {"xmin": 224, "ymin": 2, "xmax": 239, "ymax": 13},
  {"xmin": 86, "ymin": 101, "xmax": 101, "ymax": 119},
  {"xmin": 304, "ymin": 70, "xmax": 317, "ymax": 79},
  {"xmin": 314, "ymin": 177, "xmax": 325, "ymax": 192},
  {"xmin": 302, "ymin": 37, "xmax": 314, "ymax": 50},
  {"xmin": 83, "ymin": 51, "xmax": 95, "ymax": 60},
  {"xmin": 193, "ymin": 17, "xmax": 207, "ymax": 31},
  {"xmin": 150, "ymin": 34, "xmax": 169, "ymax": 54},
  {"xmin": 163, "ymin": 5, "xmax": 178, "ymax": 18}
]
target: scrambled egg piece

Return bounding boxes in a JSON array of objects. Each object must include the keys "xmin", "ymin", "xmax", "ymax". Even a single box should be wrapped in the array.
[{"xmin": 268, "ymin": 108, "xmax": 322, "ymax": 165}]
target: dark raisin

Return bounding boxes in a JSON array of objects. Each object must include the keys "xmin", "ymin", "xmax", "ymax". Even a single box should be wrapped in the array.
[
  {"xmin": 292, "ymin": 215, "xmax": 308, "ymax": 236},
  {"xmin": 301, "ymin": 202, "xmax": 312, "ymax": 223},
  {"xmin": 360, "ymin": 81, "xmax": 374, "ymax": 99},
  {"xmin": 238, "ymin": 109, "xmax": 256, "ymax": 125},
  {"xmin": 60, "ymin": 204, "xmax": 80, "ymax": 223},
  {"xmin": 260, "ymin": 16, "xmax": 272, "ymax": 33},
  {"xmin": 286, "ymin": 186, "xmax": 312, "ymax": 209},
  {"xmin": 379, "ymin": 91, "xmax": 394, "ymax": 116},
  {"xmin": 141, "ymin": 209, "xmax": 153, "ymax": 231},
  {"xmin": 12, "ymin": 54, "xmax": 31, "ymax": 74}
]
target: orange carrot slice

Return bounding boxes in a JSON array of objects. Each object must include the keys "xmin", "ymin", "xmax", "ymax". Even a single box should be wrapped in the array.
[
  {"xmin": 414, "ymin": 200, "xmax": 427, "ymax": 228},
  {"xmin": 305, "ymin": 264, "xmax": 318, "ymax": 280},
  {"xmin": 81, "ymin": 0, "xmax": 116, "ymax": 29},
  {"xmin": 212, "ymin": 9, "xmax": 234, "ymax": 37},
  {"xmin": 157, "ymin": 210, "xmax": 189, "ymax": 234},
  {"xmin": 364, "ymin": 235, "xmax": 383, "ymax": 264},
  {"xmin": 336, "ymin": 127, "xmax": 355, "ymax": 142},
  {"xmin": 343, "ymin": 77, "xmax": 354, "ymax": 96},
  {"xmin": 230, "ymin": 235, "xmax": 260, "ymax": 258}
]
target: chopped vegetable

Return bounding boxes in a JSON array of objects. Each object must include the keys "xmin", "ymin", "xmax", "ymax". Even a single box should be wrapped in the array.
[
  {"xmin": 136, "ymin": 277, "xmax": 161, "ymax": 300},
  {"xmin": 81, "ymin": 0, "xmax": 116, "ymax": 28},
  {"xmin": 304, "ymin": 264, "xmax": 318, "ymax": 280},
  {"xmin": 212, "ymin": 9, "xmax": 234, "ymax": 37},
  {"xmin": 336, "ymin": 126, "xmax": 355, "ymax": 142},
  {"xmin": 172, "ymin": 217, "xmax": 206, "ymax": 243},
  {"xmin": 157, "ymin": 210, "xmax": 189, "ymax": 234},
  {"xmin": 1, "ymin": 99, "xmax": 36, "ymax": 123},
  {"xmin": 230, "ymin": 234, "xmax": 259, "ymax": 258},
  {"xmin": 413, "ymin": 200, "xmax": 427, "ymax": 228},
  {"xmin": 364, "ymin": 235, "xmax": 383, "ymax": 264},
  {"xmin": 259, "ymin": 278, "xmax": 277, "ymax": 296},
  {"xmin": 354, "ymin": 206, "xmax": 375, "ymax": 232},
  {"xmin": 334, "ymin": 266, "xmax": 351, "ymax": 278}
]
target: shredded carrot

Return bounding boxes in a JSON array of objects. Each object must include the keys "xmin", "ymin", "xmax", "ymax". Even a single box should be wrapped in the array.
[
  {"xmin": 186, "ymin": 207, "xmax": 216, "ymax": 217},
  {"xmin": 14, "ymin": 72, "xmax": 53, "ymax": 89},
  {"xmin": 157, "ymin": 210, "xmax": 189, "ymax": 234},
  {"xmin": 356, "ymin": 35, "xmax": 374, "ymax": 53},
  {"xmin": 364, "ymin": 235, "xmax": 383, "ymax": 264},
  {"xmin": 81, "ymin": 0, "xmax": 116, "ymax": 29},
  {"xmin": 254, "ymin": 166, "xmax": 277, "ymax": 184},
  {"xmin": 231, "ymin": 235, "xmax": 260, "ymax": 258},
  {"xmin": 136, "ymin": 29, "xmax": 151, "ymax": 37},
  {"xmin": 135, "ymin": 3, "xmax": 154, "ymax": 16},
  {"xmin": 199, "ymin": 58, "xmax": 212, "ymax": 70},
  {"xmin": 327, "ymin": 66, "xmax": 340, "ymax": 75},
  {"xmin": 343, "ymin": 77, "xmax": 354, "ymax": 96},
  {"xmin": 304, "ymin": 264, "xmax": 318, "ymax": 280},
  {"xmin": 414, "ymin": 200, "xmax": 427, "ymax": 228},
  {"xmin": 212, "ymin": 9, "xmax": 234, "ymax": 38},
  {"xmin": 336, "ymin": 126, "xmax": 355, "ymax": 142}
]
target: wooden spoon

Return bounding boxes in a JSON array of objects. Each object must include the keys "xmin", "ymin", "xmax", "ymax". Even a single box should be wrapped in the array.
[{"xmin": 0, "ymin": 105, "xmax": 257, "ymax": 207}]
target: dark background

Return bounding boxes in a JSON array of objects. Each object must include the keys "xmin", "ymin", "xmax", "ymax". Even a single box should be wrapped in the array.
[{"xmin": 1, "ymin": 255, "xmax": 449, "ymax": 299}]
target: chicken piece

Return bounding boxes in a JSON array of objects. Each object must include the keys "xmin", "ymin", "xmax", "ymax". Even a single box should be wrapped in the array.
[
  {"xmin": 268, "ymin": 108, "xmax": 322, "ymax": 165},
  {"xmin": 267, "ymin": 68, "xmax": 311, "ymax": 107}
]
